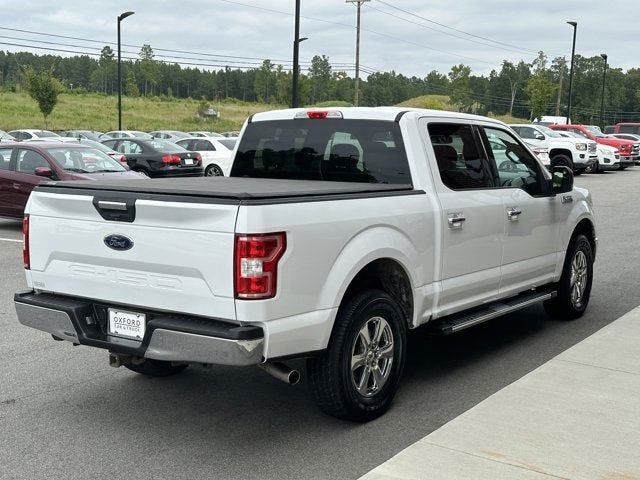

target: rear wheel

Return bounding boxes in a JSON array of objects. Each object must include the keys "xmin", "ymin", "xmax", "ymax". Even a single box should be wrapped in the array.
[
  {"xmin": 135, "ymin": 168, "xmax": 150, "ymax": 177},
  {"xmin": 205, "ymin": 164, "xmax": 224, "ymax": 177},
  {"xmin": 307, "ymin": 289, "xmax": 407, "ymax": 422},
  {"xmin": 544, "ymin": 233, "xmax": 593, "ymax": 320},
  {"xmin": 125, "ymin": 359, "xmax": 188, "ymax": 377}
]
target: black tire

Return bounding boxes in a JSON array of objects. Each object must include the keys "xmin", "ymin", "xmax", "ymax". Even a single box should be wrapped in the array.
[
  {"xmin": 134, "ymin": 168, "xmax": 150, "ymax": 177},
  {"xmin": 544, "ymin": 233, "xmax": 593, "ymax": 320},
  {"xmin": 125, "ymin": 359, "xmax": 188, "ymax": 377},
  {"xmin": 307, "ymin": 289, "xmax": 407, "ymax": 422},
  {"xmin": 551, "ymin": 154, "xmax": 573, "ymax": 171},
  {"xmin": 205, "ymin": 164, "xmax": 224, "ymax": 177},
  {"xmin": 619, "ymin": 165, "xmax": 628, "ymax": 171}
]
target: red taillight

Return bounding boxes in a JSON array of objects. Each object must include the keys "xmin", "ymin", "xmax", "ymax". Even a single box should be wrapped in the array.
[
  {"xmin": 22, "ymin": 215, "xmax": 30, "ymax": 270},
  {"xmin": 234, "ymin": 232, "xmax": 286, "ymax": 299},
  {"xmin": 195, "ymin": 153, "xmax": 202, "ymax": 165},
  {"xmin": 119, "ymin": 155, "xmax": 127, "ymax": 163},
  {"xmin": 161, "ymin": 154, "xmax": 182, "ymax": 165}
]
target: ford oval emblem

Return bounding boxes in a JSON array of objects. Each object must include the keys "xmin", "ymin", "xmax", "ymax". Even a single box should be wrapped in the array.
[{"xmin": 104, "ymin": 234, "xmax": 134, "ymax": 251}]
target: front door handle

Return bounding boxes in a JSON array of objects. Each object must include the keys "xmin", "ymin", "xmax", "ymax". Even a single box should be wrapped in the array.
[
  {"xmin": 506, "ymin": 206, "xmax": 522, "ymax": 221},
  {"xmin": 12, "ymin": 183, "xmax": 21, "ymax": 190},
  {"xmin": 447, "ymin": 212, "xmax": 466, "ymax": 229}
]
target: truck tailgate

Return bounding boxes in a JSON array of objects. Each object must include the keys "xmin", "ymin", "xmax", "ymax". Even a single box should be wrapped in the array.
[{"xmin": 26, "ymin": 189, "xmax": 238, "ymax": 320}]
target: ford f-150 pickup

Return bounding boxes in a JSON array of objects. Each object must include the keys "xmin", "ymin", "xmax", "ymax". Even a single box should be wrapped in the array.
[{"xmin": 15, "ymin": 108, "xmax": 596, "ymax": 422}]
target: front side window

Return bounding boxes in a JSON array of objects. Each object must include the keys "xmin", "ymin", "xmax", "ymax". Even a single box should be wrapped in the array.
[
  {"xmin": 16, "ymin": 149, "xmax": 49, "ymax": 174},
  {"xmin": 195, "ymin": 140, "xmax": 215, "ymax": 151},
  {"xmin": 428, "ymin": 123, "xmax": 495, "ymax": 190},
  {"xmin": 48, "ymin": 147, "xmax": 125, "ymax": 173},
  {"xmin": 481, "ymin": 127, "xmax": 543, "ymax": 196}
]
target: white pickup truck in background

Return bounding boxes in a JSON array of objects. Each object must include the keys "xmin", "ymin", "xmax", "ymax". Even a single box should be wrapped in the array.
[
  {"xmin": 15, "ymin": 108, "xmax": 596, "ymax": 421},
  {"xmin": 510, "ymin": 124, "xmax": 598, "ymax": 174}
]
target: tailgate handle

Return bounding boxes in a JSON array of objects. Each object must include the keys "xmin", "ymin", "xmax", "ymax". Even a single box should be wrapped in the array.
[
  {"xmin": 97, "ymin": 201, "xmax": 128, "ymax": 211},
  {"xmin": 93, "ymin": 197, "xmax": 136, "ymax": 223}
]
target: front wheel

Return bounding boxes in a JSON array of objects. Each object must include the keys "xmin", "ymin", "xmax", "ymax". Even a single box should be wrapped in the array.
[
  {"xmin": 551, "ymin": 154, "xmax": 573, "ymax": 172},
  {"xmin": 125, "ymin": 359, "xmax": 188, "ymax": 377},
  {"xmin": 307, "ymin": 289, "xmax": 407, "ymax": 422},
  {"xmin": 544, "ymin": 233, "xmax": 593, "ymax": 320}
]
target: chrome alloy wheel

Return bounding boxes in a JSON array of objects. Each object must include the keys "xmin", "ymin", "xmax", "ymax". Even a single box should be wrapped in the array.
[
  {"xmin": 350, "ymin": 316, "xmax": 394, "ymax": 397},
  {"xmin": 570, "ymin": 250, "xmax": 588, "ymax": 309}
]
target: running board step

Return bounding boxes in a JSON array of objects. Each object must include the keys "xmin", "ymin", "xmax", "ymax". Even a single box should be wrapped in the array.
[{"xmin": 427, "ymin": 289, "xmax": 557, "ymax": 335}]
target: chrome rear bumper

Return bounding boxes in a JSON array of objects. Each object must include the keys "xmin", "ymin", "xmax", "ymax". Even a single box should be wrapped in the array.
[{"xmin": 14, "ymin": 291, "xmax": 264, "ymax": 366}]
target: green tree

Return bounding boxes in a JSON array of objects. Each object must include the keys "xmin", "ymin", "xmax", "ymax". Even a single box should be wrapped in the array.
[
  {"xmin": 308, "ymin": 55, "xmax": 332, "ymax": 104},
  {"xmin": 448, "ymin": 64, "xmax": 472, "ymax": 111},
  {"xmin": 254, "ymin": 59, "xmax": 274, "ymax": 103},
  {"xmin": 22, "ymin": 66, "xmax": 62, "ymax": 127},
  {"xmin": 525, "ymin": 74, "xmax": 556, "ymax": 121},
  {"xmin": 138, "ymin": 44, "xmax": 159, "ymax": 96},
  {"xmin": 125, "ymin": 70, "xmax": 139, "ymax": 97}
]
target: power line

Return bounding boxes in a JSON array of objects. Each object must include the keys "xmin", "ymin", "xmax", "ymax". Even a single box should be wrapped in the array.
[
  {"xmin": 365, "ymin": 3, "xmax": 539, "ymax": 57},
  {"xmin": 373, "ymin": 0, "xmax": 556, "ymax": 56}
]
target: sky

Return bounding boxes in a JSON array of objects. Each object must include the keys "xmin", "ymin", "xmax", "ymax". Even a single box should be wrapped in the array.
[{"xmin": 0, "ymin": 0, "xmax": 637, "ymax": 78}]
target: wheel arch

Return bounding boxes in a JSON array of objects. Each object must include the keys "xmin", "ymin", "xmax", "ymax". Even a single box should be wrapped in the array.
[
  {"xmin": 549, "ymin": 148, "xmax": 573, "ymax": 162},
  {"xmin": 572, "ymin": 217, "xmax": 597, "ymax": 261}
]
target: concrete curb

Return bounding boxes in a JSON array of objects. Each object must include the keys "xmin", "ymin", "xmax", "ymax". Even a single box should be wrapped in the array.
[{"xmin": 360, "ymin": 307, "xmax": 640, "ymax": 479}]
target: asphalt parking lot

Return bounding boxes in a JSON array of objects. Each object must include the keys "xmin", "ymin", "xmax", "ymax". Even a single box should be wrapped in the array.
[{"xmin": 1, "ymin": 169, "xmax": 639, "ymax": 480}]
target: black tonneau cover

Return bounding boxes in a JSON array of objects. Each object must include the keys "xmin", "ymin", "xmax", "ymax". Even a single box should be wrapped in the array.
[{"xmin": 35, "ymin": 177, "xmax": 418, "ymax": 204}]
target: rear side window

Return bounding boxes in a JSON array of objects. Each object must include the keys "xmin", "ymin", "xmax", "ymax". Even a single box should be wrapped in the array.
[
  {"xmin": 428, "ymin": 123, "xmax": 495, "ymax": 190},
  {"xmin": 231, "ymin": 119, "xmax": 411, "ymax": 184}
]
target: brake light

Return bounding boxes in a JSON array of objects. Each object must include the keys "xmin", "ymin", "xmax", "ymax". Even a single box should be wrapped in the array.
[
  {"xmin": 119, "ymin": 155, "xmax": 127, "ymax": 163},
  {"xmin": 294, "ymin": 110, "xmax": 343, "ymax": 119},
  {"xmin": 22, "ymin": 215, "xmax": 30, "ymax": 270},
  {"xmin": 195, "ymin": 153, "xmax": 202, "ymax": 165},
  {"xmin": 161, "ymin": 154, "xmax": 182, "ymax": 165},
  {"xmin": 234, "ymin": 232, "xmax": 286, "ymax": 299}
]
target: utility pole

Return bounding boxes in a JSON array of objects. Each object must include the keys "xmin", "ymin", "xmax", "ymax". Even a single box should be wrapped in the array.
[
  {"xmin": 347, "ymin": 0, "xmax": 370, "ymax": 106},
  {"xmin": 555, "ymin": 57, "xmax": 565, "ymax": 116}
]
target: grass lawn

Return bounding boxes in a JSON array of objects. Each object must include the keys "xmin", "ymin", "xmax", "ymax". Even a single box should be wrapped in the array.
[
  {"xmin": 0, "ymin": 91, "xmax": 527, "ymax": 133},
  {"xmin": 0, "ymin": 92, "xmax": 285, "ymax": 132}
]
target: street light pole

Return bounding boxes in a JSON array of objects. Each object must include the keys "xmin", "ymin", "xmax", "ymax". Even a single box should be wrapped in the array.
[
  {"xmin": 347, "ymin": 0, "xmax": 370, "ymax": 107},
  {"xmin": 291, "ymin": 0, "xmax": 308, "ymax": 108},
  {"xmin": 565, "ymin": 21, "xmax": 577, "ymax": 124},
  {"xmin": 600, "ymin": 53, "xmax": 608, "ymax": 129},
  {"xmin": 117, "ymin": 11, "xmax": 134, "ymax": 130}
]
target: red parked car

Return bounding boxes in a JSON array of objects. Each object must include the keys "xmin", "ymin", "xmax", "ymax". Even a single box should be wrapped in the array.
[
  {"xmin": 549, "ymin": 124, "xmax": 639, "ymax": 166},
  {"xmin": 0, "ymin": 142, "xmax": 144, "ymax": 219}
]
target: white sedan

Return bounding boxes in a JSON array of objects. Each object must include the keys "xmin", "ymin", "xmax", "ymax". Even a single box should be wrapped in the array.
[
  {"xmin": 175, "ymin": 137, "xmax": 237, "ymax": 176},
  {"xmin": 596, "ymin": 144, "xmax": 621, "ymax": 171}
]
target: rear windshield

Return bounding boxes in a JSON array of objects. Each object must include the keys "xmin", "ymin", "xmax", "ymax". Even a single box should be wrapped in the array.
[
  {"xmin": 219, "ymin": 138, "xmax": 237, "ymax": 150},
  {"xmin": 231, "ymin": 119, "xmax": 411, "ymax": 184},
  {"xmin": 149, "ymin": 140, "xmax": 186, "ymax": 153}
]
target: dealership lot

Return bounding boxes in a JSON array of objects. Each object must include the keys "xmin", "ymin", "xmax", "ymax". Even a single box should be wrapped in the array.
[{"xmin": 1, "ymin": 170, "xmax": 640, "ymax": 479}]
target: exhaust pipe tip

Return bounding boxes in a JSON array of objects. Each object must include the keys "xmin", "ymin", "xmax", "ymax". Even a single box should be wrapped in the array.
[{"xmin": 259, "ymin": 362, "xmax": 300, "ymax": 385}]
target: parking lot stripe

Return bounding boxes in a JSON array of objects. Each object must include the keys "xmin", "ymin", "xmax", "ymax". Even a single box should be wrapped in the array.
[{"xmin": 0, "ymin": 237, "xmax": 22, "ymax": 243}]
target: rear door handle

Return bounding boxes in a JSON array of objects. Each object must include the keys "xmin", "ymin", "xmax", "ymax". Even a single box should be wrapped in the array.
[
  {"xmin": 447, "ymin": 212, "xmax": 466, "ymax": 229},
  {"xmin": 13, "ymin": 183, "xmax": 21, "ymax": 190},
  {"xmin": 506, "ymin": 206, "xmax": 522, "ymax": 221}
]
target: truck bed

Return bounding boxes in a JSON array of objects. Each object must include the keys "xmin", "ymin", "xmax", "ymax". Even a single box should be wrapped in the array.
[{"xmin": 35, "ymin": 177, "xmax": 417, "ymax": 204}]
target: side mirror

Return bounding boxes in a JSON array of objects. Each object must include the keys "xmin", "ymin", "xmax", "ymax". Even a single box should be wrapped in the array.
[
  {"xmin": 535, "ymin": 133, "xmax": 545, "ymax": 140},
  {"xmin": 551, "ymin": 166, "xmax": 573, "ymax": 194},
  {"xmin": 34, "ymin": 166, "xmax": 53, "ymax": 178}
]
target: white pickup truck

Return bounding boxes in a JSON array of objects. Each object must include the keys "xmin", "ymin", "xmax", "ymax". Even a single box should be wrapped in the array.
[
  {"xmin": 510, "ymin": 124, "xmax": 598, "ymax": 174},
  {"xmin": 15, "ymin": 108, "xmax": 596, "ymax": 422}
]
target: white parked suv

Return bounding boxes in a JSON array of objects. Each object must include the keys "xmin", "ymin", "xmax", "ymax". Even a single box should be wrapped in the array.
[
  {"xmin": 15, "ymin": 108, "xmax": 596, "ymax": 421},
  {"xmin": 510, "ymin": 124, "xmax": 597, "ymax": 174}
]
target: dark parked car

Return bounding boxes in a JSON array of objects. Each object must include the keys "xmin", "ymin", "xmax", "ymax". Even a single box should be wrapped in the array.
[
  {"xmin": 101, "ymin": 138, "xmax": 203, "ymax": 177},
  {"xmin": 0, "ymin": 142, "xmax": 144, "ymax": 219}
]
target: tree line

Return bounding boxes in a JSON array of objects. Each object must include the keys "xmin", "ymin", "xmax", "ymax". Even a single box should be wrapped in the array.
[{"xmin": 2, "ymin": 45, "xmax": 640, "ymax": 125}]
